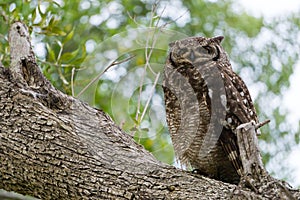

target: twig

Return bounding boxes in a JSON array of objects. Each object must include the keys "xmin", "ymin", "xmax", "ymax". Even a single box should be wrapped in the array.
[
  {"xmin": 134, "ymin": 2, "xmax": 162, "ymax": 137},
  {"xmin": 55, "ymin": 41, "xmax": 69, "ymax": 85},
  {"xmin": 161, "ymin": 9, "xmax": 189, "ymax": 28},
  {"xmin": 71, "ymin": 67, "xmax": 75, "ymax": 96},
  {"xmin": 145, "ymin": 1, "xmax": 165, "ymax": 75},
  {"xmin": 135, "ymin": 3, "xmax": 156, "ymax": 123},
  {"xmin": 132, "ymin": 0, "xmax": 188, "ymax": 138},
  {"xmin": 76, "ymin": 55, "xmax": 135, "ymax": 98},
  {"xmin": 255, "ymin": 119, "xmax": 270, "ymax": 129},
  {"xmin": 127, "ymin": 11, "xmax": 141, "ymax": 27},
  {"xmin": 140, "ymin": 72, "xmax": 160, "ymax": 124}
]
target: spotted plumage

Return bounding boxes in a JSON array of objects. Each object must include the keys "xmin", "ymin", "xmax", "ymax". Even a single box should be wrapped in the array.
[{"xmin": 163, "ymin": 36, "xmax": 259, "ymax": 184}]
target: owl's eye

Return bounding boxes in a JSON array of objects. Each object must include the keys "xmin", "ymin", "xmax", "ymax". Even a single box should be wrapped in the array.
[
  {"xmin": 203, "ymin": 45, "xmax": 214, "ymax": 54},
  {"xmin": 177, "ymin": 48, "xmax": 189, "ymax": 56},
  {"xmin": 203, "ymin": 45, "xmax": 221, "ymax": 61}
]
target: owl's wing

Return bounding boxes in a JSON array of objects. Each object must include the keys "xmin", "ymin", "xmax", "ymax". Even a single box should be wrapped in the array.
[
  {"xmin": 219, "ymin": 129, "xmax": 243, "ymax": 176},
  {"xmin": 219, "ymin": 70, "xmax": 259, "ymax": 176},
  {"xmin": 223, "ymin": 71, "xmax": 259, "ymax": 126}
]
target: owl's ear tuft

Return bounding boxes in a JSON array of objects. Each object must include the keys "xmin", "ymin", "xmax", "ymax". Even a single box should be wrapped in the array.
[{"xmin": 211, "ymin": 36, "xmax": 224, "ymax": 44}]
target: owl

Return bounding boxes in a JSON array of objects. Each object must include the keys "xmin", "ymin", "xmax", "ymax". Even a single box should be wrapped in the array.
[{"xmin": 163, "ymin": 36, "xmax": 259, "ymax": 184}]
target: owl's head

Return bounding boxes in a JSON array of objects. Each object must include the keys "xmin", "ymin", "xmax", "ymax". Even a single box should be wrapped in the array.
[{"xmin": 168, "ymin": 36, "xmax": 227, "ymax": 67}]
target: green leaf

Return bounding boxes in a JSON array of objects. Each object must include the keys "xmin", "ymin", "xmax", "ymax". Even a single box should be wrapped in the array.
[
  {"xmin": 37, "ymin": 4, "xmax": 46, "ymax": 18},
  {"xmin": 63, "ymin": 28, "xmax": 75, "ymax": 44},
  {"xmin": 51, "ymin": 27, "xmax": 66, "ymax": 36},
  {"xmin": 72, "ymin": 57, "xmax": 86, "ymax": 66},
  {"xmin": 31, "ymin": 7, "xmax": 37, "ymax": 22},
  {"xmin": 130, "ymin": 127, "xmax": 139, "ymax": 132},
  {"xmin": 296, "ymin": 123, "xmax": 300, "ymax": 144},
  {"xmin": 46, "ymin": 43, "xmax": 56, "ymax": 62}
]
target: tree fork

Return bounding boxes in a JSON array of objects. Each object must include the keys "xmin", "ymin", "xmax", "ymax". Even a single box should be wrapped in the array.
[{"xmin": 0, "ymin": 22, "xmax": 299, "ymax": 199}]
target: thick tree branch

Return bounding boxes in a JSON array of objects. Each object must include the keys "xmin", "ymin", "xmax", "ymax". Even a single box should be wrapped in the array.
[{"xmin": 0, "ymin": 21, "xmax": 299, "ymax": 199}]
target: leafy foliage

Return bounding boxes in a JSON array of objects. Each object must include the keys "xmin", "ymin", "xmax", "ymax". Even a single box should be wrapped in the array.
[{"xmin": 1, "ymin": 0, "xmax": 299, "ymax": 187}]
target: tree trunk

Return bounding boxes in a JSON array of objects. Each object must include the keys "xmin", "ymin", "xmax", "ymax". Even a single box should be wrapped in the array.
[{"xmin": 0, "ymin": 22, "xmax": 299, "ymax": 200}]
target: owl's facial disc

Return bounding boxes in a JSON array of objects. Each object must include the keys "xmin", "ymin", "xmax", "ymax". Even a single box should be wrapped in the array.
[{"xmin": 169, "ymin": 40, "xmax": 220, "ymax": 67}]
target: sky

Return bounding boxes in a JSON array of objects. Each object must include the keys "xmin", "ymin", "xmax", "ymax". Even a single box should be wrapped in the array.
[
  {"xmin": 238, "ymin": 0, "xmax": 300, "ymax": 18},
  {"xmin": 238, "ymin": 0, "xmax": 300, "ymax": 187}
]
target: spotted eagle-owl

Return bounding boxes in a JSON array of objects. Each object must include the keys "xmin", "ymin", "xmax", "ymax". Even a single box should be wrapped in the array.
[{"xmin": 162, "ymin": 36, "xmax": 259, "ymax": 184}]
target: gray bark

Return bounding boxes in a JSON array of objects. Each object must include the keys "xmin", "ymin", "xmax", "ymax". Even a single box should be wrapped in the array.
[{"xmin": 0, "ymin": 22, "xmax": 299, "ymax": 199}]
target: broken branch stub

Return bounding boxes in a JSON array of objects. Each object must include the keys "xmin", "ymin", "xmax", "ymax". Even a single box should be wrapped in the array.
[
  {"xmin": 9, "ymin": 22, "xmax": 33, "ymax": 82},
  {"xmin": 8, "ymin": 22, "xmax": 47, "ymax": 88},
  {"xmin": 236, "ymin": 121, "xmax": 264, "ymax": 177}
]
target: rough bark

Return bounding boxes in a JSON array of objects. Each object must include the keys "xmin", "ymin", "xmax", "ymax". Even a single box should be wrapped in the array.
[{"xmin": 0, "ymin": 22, "xmax": 299, "ymax": 199}]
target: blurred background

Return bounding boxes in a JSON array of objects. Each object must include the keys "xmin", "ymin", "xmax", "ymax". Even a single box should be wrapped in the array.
[{"xmin": 0, "ymin": 0, "xmax": 299, "ymax": 187}]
